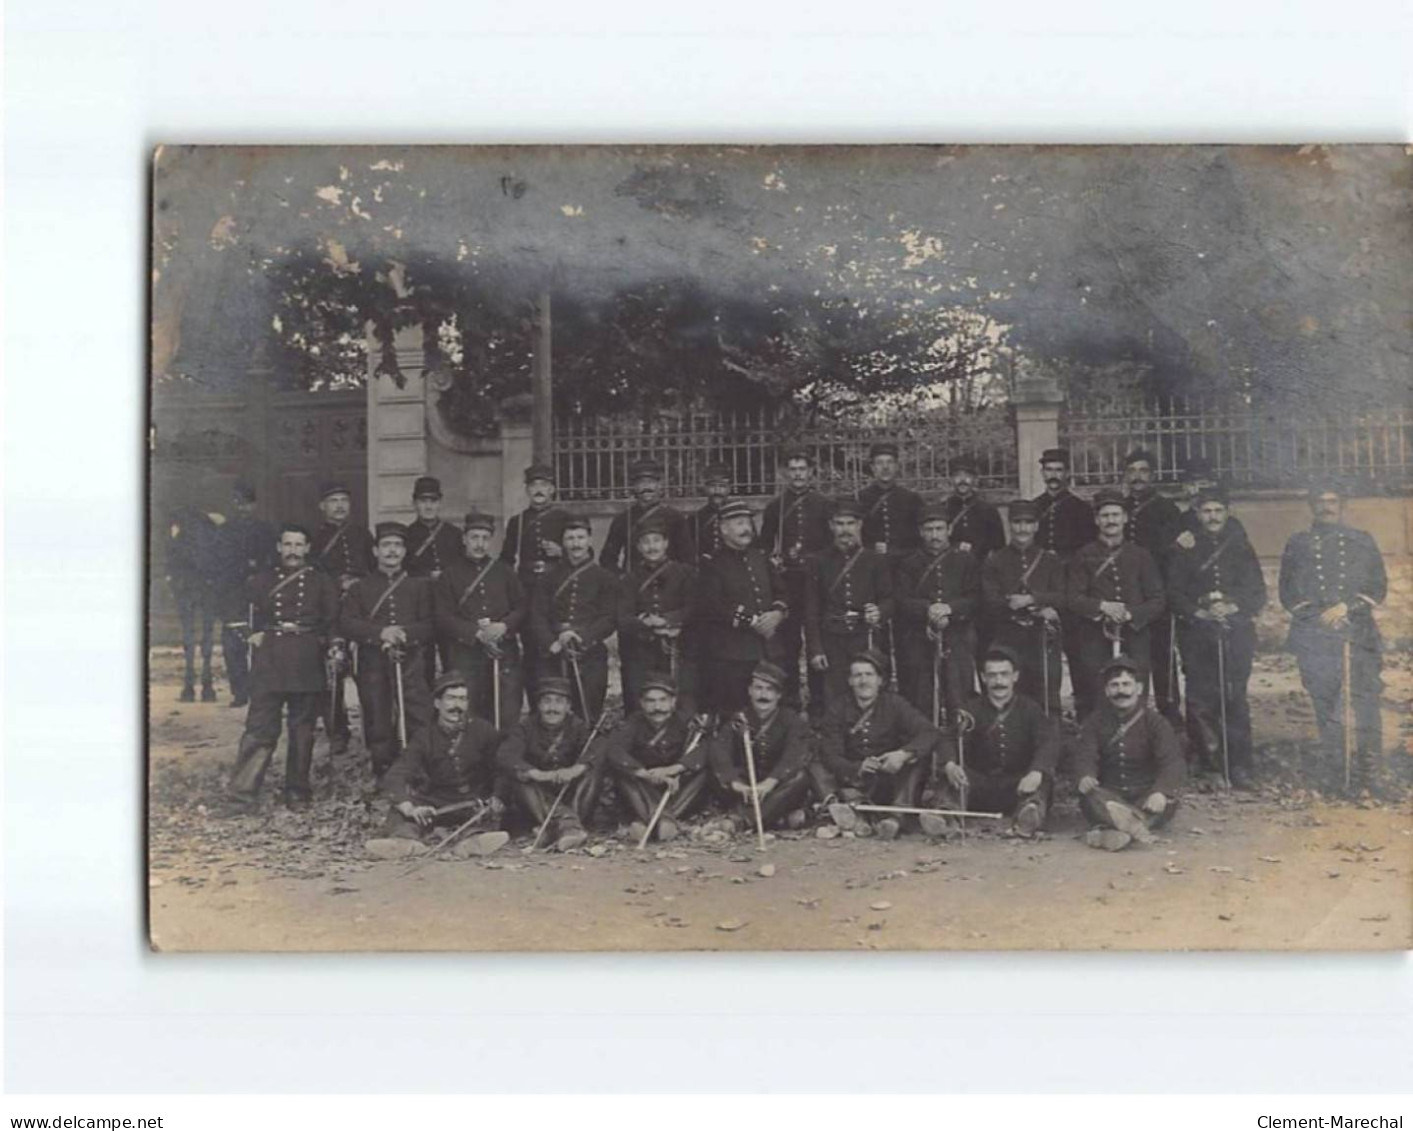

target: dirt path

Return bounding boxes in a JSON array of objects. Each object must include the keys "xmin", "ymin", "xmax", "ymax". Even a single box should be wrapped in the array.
[{"xmin": 147, "ymin": 653, "xmax": 1413, "ymax": 953}]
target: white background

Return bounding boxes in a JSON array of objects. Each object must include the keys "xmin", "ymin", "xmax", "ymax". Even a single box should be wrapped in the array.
[{"xmin": 4, "ymin": 0, "xmax": 1412, "ymax": 1094}]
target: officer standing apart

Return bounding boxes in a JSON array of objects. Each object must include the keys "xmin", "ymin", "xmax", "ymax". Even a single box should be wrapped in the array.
[{"xmin": 1279, "ymin": 480, "xmax": 1387, "ymax": 792}]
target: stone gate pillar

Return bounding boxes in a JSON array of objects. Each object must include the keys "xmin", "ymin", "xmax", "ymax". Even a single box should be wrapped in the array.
[
  {"xmin": 365, "ymin": 323, "xmax": 429, "ymax": 525},
  {"xmin": 1013, "ymin": 366, "xmax": 1065, "ymax": 499}
]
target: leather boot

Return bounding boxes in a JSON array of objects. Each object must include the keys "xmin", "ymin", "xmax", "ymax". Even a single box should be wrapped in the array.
[{"xmin": 228, "ymin": 733, "xmax": 274, "ymax": 801}]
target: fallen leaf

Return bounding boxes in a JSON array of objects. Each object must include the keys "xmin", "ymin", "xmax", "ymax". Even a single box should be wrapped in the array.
[
  {"xmin": 1209, "ymin": 866, "xmax": 1234, "ymax": 874},
  {"xmin": 716, "ymin": 918, "xmax": 747, "ymax": 932},
  {"xmin": 870, "ymin": 900, "xmax": 893, "ymax": 911},
  {"xmin": 1258, "ymin": 856, "xmax": 1283, "ymax": 864},
  {"xmin": 1359, "ymin": 914, "xmax": 1390, "ymax": 923},
  {"xmin": 1218, "ymin": 913, "xmax": 1234, "ymax": 921},
  {"xmin": 758, "ymin": 864, "xmax": 776, "ymax": 878}
]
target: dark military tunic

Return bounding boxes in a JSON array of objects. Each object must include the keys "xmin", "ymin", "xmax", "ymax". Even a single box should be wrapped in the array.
[
  {"xmin": 497, "ymin": 712, "xmax": 598, "ymax": 829},
  {"xmin": 895, "ymin": 547, "xmax": 982, "ymax": 721},
  {"xmin": 340, "ymin": 569, "xmax": 436, "ymax": 774},
  {"xmin": 214, "ymin": 513, "xmax": 278, "ymax": 703},
  {"xmin": 695, "ymin": 545, "xmax": 788, "ymax": 711},
  {"xmin": 858, "ymin": 481, "xmax": 923, "ymax": 557},
  {"xmin": 228, "ymin": 564, "xmax": 339, "ymax": 804},
  {"xmin": 602, "ymin": 711, "xmax": 713, "ymax": 826},
  {"xmin": 1031, "ymin": 489, "xmax": 1095, "ymax": 560},
  {"xmin": 600, "ymin": 502, "xmax": 696, "ymax": 574},
  {"xmin": 500, "ymin": 506, "xmax": 569, "ymax": 579},
  {"xmin": 939, "ymin": 493, "xmax": 1005, "ymax": 561},
  {"xmin": 1279, "ymin": 522, "xmax": 1387, "ymax": 777},
  {"xmin": 1067, "ymin": 538, "xmax": 1167, "ymax": 718},
  {"xmin": 804, "ymin": 545, "xmax": 896, "ymax": 705},
  {"xmin": 532, "ymin": 557, "xmax": 620, "ymax": 722},
  {"xmin": 383, "ymin": 717, "xmax": 501, "ymax": 807},
  {"xmin": 982, "ymin": 542, "xmax": 1066, "ymax": 714},
  {"xmin": 707, "ymin": 706, "xmax": 815, "ymax": 827},
  {"xmin": 692, "ymin": 502, "xmax": 727, "ymax": 564},
  {"xmin": 404, "ymin": 517, "xmax": 463, "ymax": 579},
  {"xmin": 757, "ymin": 487, "xmax": 833, "ymax": 707},
  {"xmin": 435, "ymin": 555, "xmax": 528, "ymax": 726},
  {"xmin": 1125, "ymin": 488, "xmax": 1185, "ymax": 716},
  {"xmin": 937, "ymin": 692, "xmax": 1061, "ymax": 819},
  {"xmin": 812, "ymin": 690, "xmax": 937, "ymax": 805},
  {"xmin": 618, "ymin": 558, "xmax": 698, "ymax": 706},
  {"xmin": 1073, "ymin": 703, "xmax": 1186, "ymax": 802},
  {"xmin": 312, "ymin": 520, "xmax": 375, "ymax": 588},
  {"xmin": 1168, "ymin": 526, "xmax": 1267, "ymax": 776}
]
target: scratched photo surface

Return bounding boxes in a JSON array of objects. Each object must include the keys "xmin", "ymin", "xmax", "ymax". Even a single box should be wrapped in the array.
[{"xmin": 148, "ymin": 145, "xmax": 1412, "ymax": 952}]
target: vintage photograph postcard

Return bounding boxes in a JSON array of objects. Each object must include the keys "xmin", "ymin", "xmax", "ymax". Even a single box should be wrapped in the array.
[{"xmin": 148, "ymin": 145, "xmax": 1411, "ymax": 952}]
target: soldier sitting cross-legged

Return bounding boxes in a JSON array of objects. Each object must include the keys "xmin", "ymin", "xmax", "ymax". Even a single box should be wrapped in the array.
[
  {"xmin": 365, "ymin": 671, "xmax": 510, "ymax": 860},
  {"xmin": 496, "ymin": 676, "xmax": 597, "ymax": 852}
]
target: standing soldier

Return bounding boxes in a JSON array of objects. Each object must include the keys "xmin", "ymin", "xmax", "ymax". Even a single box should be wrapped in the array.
[
  {"xmin": 811, "ymin": 649, "xmax": 938, "ymax": 840},
  {"xmin": 1168, "ymin": 486, "xmax": 1267, "ymax": 789},
  {"xmin": 858, "ymin": 442, "xmax": 923, "ymax": 560},
  {"xmin": 1175, "ymin": 456, "xmax": 1249, "ymax": 547},
  {"xmin": 367, "ymin": 672, "xmax": 509, "ymax": 859},
  {"xmin": 757, "ymin": 446, "xmax": 832, "ymax": 710},
  {"xmin": 1073, "ymin": 655, "xmax": 1186, "ymax": 851},
  {"xmin": 404, "ymin": 476, "xmax": 463, "ymax": 686},
  {"xmin": 339, "ymin": 523, "xmax": 435, "ymax": 779},
  {"xmin": 618, "ymin": 512, "xmax": 698, "ymax": 710},
  {"xmin": 708, "ymin": 661, "xmax": 815, "ymax": 832},
  {"xmin": 692, "ymin": 461, "xmax": 733, "ymax": 563},
  {"xmin": 983, "ymin": 500, "xmax": 1065, "ymax": 716},
  {"xmin": 497, "ymin": 676, "xmax": 597, "ymax": 850},
  {"xmin": 500, "ymin": 462, "xmax": 568, "ymax": 696},
  {"xmin": 896, "ymin": 501, "xmax": 982, "ymax": 725},
  {"xmin": 435, "ymin": 512, "xmax": 527, "ymax": 730},
  {"xmin": 1032, "ymin": 448, "xmax": 1095, "ymax": 715},
  {"xmin": 805, "ymin": 499, "xmax": 895, "ymax": 707},
  {"xmin": 311, "ymin": 481, "xmax": 374, "ymax": 756},
  {"xmin": 533, "ymin": 515, "xmax": 619, "ymax": 724},
  {"xmin": 1067, "ymin": 489, "xmax": 1167, "ymax": 720},
  {"xmin": 1279, "ymin": 481, "xmax": 1388, "ymax": 793},
  {"xmin": 940, "ymin": 455, "xmax": 1005, "ymax": 562},
  {"xmin": 600, "ymin": 458, "xmax": 695, "ymax": 574},
  {"xmin": 601, "ymin": 674, "xmax": 713, "ymax": 844},
  {"xmin": 929, "ymin": 645, "xmax": 1061, "ymax": 838},
  {"xmin": 226, "ymin": 523, "xmax": 339, "ymax": 809},
  {"xmin": 695, "ymin": 499, "xmax": 788, "ymax": 714},
  {"xmin": 1122, "ymin": 450, "xmax": 1184, "ymax": 722},
  {"xmin": 215, "ymin": 481, "xmax": 276, "ymax": 709}
]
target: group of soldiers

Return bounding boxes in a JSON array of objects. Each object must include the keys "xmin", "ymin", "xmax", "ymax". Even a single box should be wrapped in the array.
[{"xmin": 185, "ymin": 443, "xmax": 1390, "ymax": 856}]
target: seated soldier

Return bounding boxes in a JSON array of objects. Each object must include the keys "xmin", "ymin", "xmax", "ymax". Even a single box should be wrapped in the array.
[
  {"xmin": 602, "ymin": 673, "xmax": 713, "ymax": 843},
  {"xmin": 496, "ymin": 676, "xmax": 595, "ymax": 852},
  {"xmin": 708, "ymin": 660, "xmax": 814, "ymax": 832},
  {"xmin": 810, "ymin": 648, "xmax": 938, "ymax": 840},
  {"xmin": 365, "ymin": 671, "xmax": 509, "ymax": 859},
  {"xmin": 928, "ymin": 645, "xmax": 1060, "ymax": 838},
  {"xmin": 1073, "ymin": 654, "xmax": 1187, "ymax": 851}
]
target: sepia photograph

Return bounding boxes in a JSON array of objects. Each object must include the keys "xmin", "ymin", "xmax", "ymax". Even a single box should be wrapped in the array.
[{"xmin": 147, "ymin": 143, "xmax": 1412, "ymax": 953}]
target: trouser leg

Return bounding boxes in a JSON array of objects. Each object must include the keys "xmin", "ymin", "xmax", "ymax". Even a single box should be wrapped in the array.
[
  {"xmin": 357, "ymin": 659, "xmax": 397, "ymax": 777},
  {"xmin": 1223, "ymin": 623, "xmax": 1256, "ymax": 774},
  {"xmin": 611, "ymin": 767, "xmax": 659, "ymax": 825},
  {"xmin": 755, "ymin": 770, "xmax": 813, "ymax": 827},
  {"xmin": 1351, "ymin": 640, "xmax": 1384, "ymax": 775},
  {"xmin": 1297, "ymin": 642, "xmax": 1344, "ymax": 760},
  {"xmin": 229, "ymin": 690, "xmax": 285, "ymax": 800},
  {"xmin": 283, "ymin": 692, "xmax": 319, "ymax": 802},
  {"xmin": 175, "ymin": 590, "xmax": 198, "ymax": 690},
  {"xmin": 1180, "ymin": 626, "xmax": 1223, "ymax": 774},
  {"xmin": 221, "ymin": 623, "xmax": 250, "ymax": 702},
  {"xmin": 1151, "ymin": 613, "xmax": 1179, "ymax": 718},
  {"xmin": 1082, "ymin": 785, "xmax": 1179, "ymax": 832},
  {"xmin": 1061, "ymin": 614, "xmax": 1086, "ymax": 718},
  {"xmin": 198, "ymin": 599, "xmax": 215, "ymax": 688},
  {"xmin": 665, "ymin": 766, "xmax": 711, "ymax": 821}
]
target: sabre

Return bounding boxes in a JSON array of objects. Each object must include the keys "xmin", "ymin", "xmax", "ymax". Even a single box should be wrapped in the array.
[
  {"xmin": 955, "ymin": 708, "xmax": 974, "ymax": 842},
  {"xmin": 1216, "ymin": 625, "xmax": 1232, "ymax": 789},
  {"xmin": 1040, "ymin": 621, "xmax": 1052, "ymax": 718},
  {"xmin": 1104, "ymin": 617, "xmax": 1124, "ymax": 659},
  {"xmin": 530, "ymin": 709, "xmax": 609, "ymax": 852},
  {"xmin": 399, "ymin": 801, "xmax": 493, "ymax": 877},
  {"xmin": 855, "ymin": 804, "xmax": 1005, "ymax": 820},
  {"xmin": 245, "ymin": 602, "xmax": 255, "ymax": 671},
  {"xmin": 638, "ymin": 781, "xmax": 674, "ymax": 849},
  {"xmin": 739, "ymin": 713, "xmax": 768, "ymax": 852},
  {"xmin": 1342, "ymin": 635, "xmax": 1355, "ymax": 793},
  {"xmin": 569, "ymin": 650, "xmax": 594, "ymax": 727},
  {"xmin": 887, "ymin": 623, "xmax": 900, "ymax": 692},
  {"xmin": 492, "ymin": 655, "xmax": 502, "ymax": 730},
  {"xmin": 1168, "ymin": 612, "xmax": 1180, "ymax": 708},
  {"xmin": 393, "ymin": 653, "xmax": 408, "ymax": 748}
]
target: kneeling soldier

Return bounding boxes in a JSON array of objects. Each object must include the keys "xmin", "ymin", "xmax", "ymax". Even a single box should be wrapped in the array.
[
  {"xmin": 436, "ymin": 511, "xmax": 527, "ymax": 729},
  {"xmin": 811, "ymin": 649, "xmax": 938, "ymax": 839},
  {"xmin": 497, "ymin": 676, "xmax": 596, "ymax": 851},
  {"xmin": 1073, "ymin": 655, "xmax": 1186, "ymax": 851},
  {"xmin": 602, "ymin": 673, "xmax": 712, "ymax": 843},
  {"xmin": 369, "ymin": 671, "xmax": 509, "ymax": 858},
  {"xmin": 708, "ymin": 661, "xmax": 814, "ymax": 832},
  {"xmin": 930, "ymin": 645, "xmax": 1060, "ymax": 838},
  {"xmin": 228, "ymin": 523, "xmax": 339, "ymax": 809}
]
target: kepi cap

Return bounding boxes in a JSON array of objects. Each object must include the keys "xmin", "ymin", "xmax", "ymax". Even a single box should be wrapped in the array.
[{"xmin": 412, "ymin": 476, "xmax": 442, "ymax": 500}]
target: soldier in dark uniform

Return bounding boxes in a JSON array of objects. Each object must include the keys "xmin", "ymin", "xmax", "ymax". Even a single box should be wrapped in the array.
[
  {"xmin": 1074, "ymin": 655, "xmax": 1186, "ymax": 851},
  {"xmin": 497, "ymin": 676, "xmax": 596, "ymax": 849},
  {"xmin": 1122, "ymin": 450, "xmax": 1184, "ymax": 721},
  {"xmin": 1279, "ymin": 481, "xmax": 1388, "ymax": 791},
  {"xmin": 940, "ymin": 455, "xmax": 1005, "ymax": 562},
  {"xmin": 695, "ymin": 499, "xmax": 788, "ymax": 714},
  {"xmin": 805, "ymin": 499, "xmax": 895, "ymax": 708},
  {"xmin": 1067, "ymin": 489, "xmax": 1167, "ymax": 721},
  {"xmin": 692, "ymin": 461, "xmax": 733, "ymax": 563},
  {"xmin": 1032, "ymin": 448, "xmax": 1095, "ymax": 716},
  {"xmin": 858, "ymin": 441, "xmax": 923, "ymax": 560},
  {"xmin": 600, "ymin": 458, "xmax": 696, "ymax": 574},
  {"xmin": 311, "ymin": 481, "xmax": 374, "ymax": 756},
  {"xmin": 929, "ymin": 645, "xmax": 1061, "ymax": 838},
  {"xmin": 982, "ymin": 499, "xmax": 1065, "ymax": 716},
  {"xmin": 500, "ymin": 462, "xmax": 568, "ymax": 699},
  {"xmin": 707, "ymin": 661, "xmax": 815, "ymax": 831},
  {"xmin": 601, "ymin": 674, "xmax": 713, "ymax": 843},
  {"xmin": 896, "ymin": 501, "xmax": 982, "ymax": 725},
  {"xmin": 1175, "ymin": 456, "xmax": 1249, "ymax": 546},
  {"xmin": 338, "ymin": 522, "xmax": 435, "ymax": 778},
  {"xmin": 757, "ymin": 446, "xmax": 832, "ymax": 710},
  {"xmin": 404, "ymin": 476, "xmax": 463, "ymax": 687},
  {"xmin": 227, "ymin": 523, "xmax": 339, "ymax": 809},
  {"xmin": 368, "ymin": 671, "xmax": 509, "ymax": 859},
  {"xmin": 618, "ymin": 512, "xmax": 698, "ymax": 711},
  {"xmin": 435, "ymin": 512, "xmax": 527, "ymax": 730},
  {"xmin": 811, "ymin": 649, "xmax": 938, "ymax": 839},
  {"xmin": 164, "ymin": 504, "xmax": 221, "ymax": 703},
  {"xmin": 215, "ymin": 481, "xmax": 277, "ymax": 708},
  {"xmin": 533, "ymin": 515, "xmax": 619, "ymax": 725},
  {"xmin": 1168, "ymin": 486, "xmax": 1268, "ymax": 788}
]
